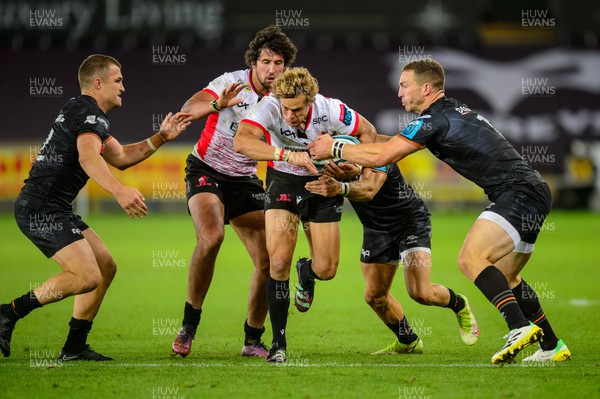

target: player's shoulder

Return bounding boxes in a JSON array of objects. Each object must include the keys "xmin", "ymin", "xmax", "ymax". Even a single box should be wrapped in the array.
[{"xmin": 66, "ymin": 95, "xmax": 110, "ymax": 131}]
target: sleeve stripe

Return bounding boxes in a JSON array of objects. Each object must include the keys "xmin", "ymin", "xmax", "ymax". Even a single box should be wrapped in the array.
[
  {"xmin": 202, "ymin": 88, "xmax": 219, "ymax": 100},
  {"xmin": 240, "ymin": 118, "xmax": 269, "ymax": 136},
  {"xmin": 397, "ymin": 134, "xmax": 425, "ymax": 149},
  {"xmin": 349, "ymin": 111, "xmax": 360, "ymax": 136}
]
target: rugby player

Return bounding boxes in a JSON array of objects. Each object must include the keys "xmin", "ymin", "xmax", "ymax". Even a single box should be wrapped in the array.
[
  {"xmin": 233, "ymin": 67, "xmax": 376, "ymax": 362},
  {"xmin": 306, "ymin": 161, "xmax": 479, "ymax": 353},
  {"xmin": 0, "ymin": 54, "xmax": 192, "ymax": 360},
  {"xmin": 308, "ymin": 58, "xmax": 570, "ymax": 364},
  {"xmin": 171, "ymin": 25, "xmax": 297, "ymax": 358}
]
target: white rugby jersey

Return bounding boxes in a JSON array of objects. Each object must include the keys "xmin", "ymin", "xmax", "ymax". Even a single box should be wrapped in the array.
[
  {"xmin": 192, "ymin": 69, "xmax": 263, "ymax": 176},
  {"xmin": 241, "ymin": 93, "xmax": 360, "ymax": 176}
]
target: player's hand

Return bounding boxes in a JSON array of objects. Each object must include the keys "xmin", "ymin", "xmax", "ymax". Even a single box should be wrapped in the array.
[
  {"xmin": 305, "ymin": 175, "xmax": 342, "ymax": 197},
  {"xmin": 288, "ymin": 151, "xmax": 319, "ymax": 174},
  {"xmin": 308, "ymin": 135, "xmax": 334, "ymax": 160},
  {"xmin": 323, "ymin": 161, "xmax": 361, "ymax": 179},
  {"xmin": 114, "ymin": 186, "xmax": 148, "ymax": 219},
  {"xmin": 157, "ymin": 112, "xmax": 193, "ymax": 142},
  {"xmin": 216, "ymin": 81, "xmax": 247, "ymax": 109}
]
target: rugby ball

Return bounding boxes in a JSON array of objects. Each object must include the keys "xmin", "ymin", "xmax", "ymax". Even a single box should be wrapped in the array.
[{"xmin": 312, "ymin": 135, "xmax": 360, "ymax": 170}]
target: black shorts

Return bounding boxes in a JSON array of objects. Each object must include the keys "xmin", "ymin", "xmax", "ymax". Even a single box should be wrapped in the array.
[
  {"xmin": 14, "ymin": 194, "xmax": 88, "ymax": 258},
  {"xmin": 482, "ymin": 183, "xmax": 552, "ymax": 250},
  {"xmin": 265, "ymin": 168, "xmax": 343, "ymax": 223},
  {"xmin": 360, "ymin": 205, "xmax": 432, "ymax": 265},
  {"xmin": 185, "ymin": 154, "xmax": 265, "ymax": 224}
]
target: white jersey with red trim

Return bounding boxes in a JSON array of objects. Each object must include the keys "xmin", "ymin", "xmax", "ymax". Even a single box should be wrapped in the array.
[
  {"xmin": 241, "ymin": 93, "xmax": 360, "ymax": 176},
  {"xmin": 191, "ymin": 69, "xmax": 263, "ymax": 177}
]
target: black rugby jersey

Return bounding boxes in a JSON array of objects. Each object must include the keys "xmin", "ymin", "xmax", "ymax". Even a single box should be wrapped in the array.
[
  {"xmin": 350, "ymin": 163, "xmax": 427, "ymax": 231},
  {"xmin": 400, "ymin": 97, "xmax": 545, "ymax": 199},
  {"xmin": 20, "ymin": 95, "xmax": 111, "ymax": 210}
]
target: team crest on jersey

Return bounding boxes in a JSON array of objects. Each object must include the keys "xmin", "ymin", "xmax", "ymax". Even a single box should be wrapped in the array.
[
  {"xmin": 339, "ymin": 104, "xmax": 353, "ymax": 126},
  {"xmin": 276, "ymin": 193, "xmax": 292, "ymax": 202},
  {"xmin": 85, "ymin": 115, "xmax": 97, "ymax": 124},
  {"xmin": 196, "ymin": 176, "xmax": 212, "ymax": 187},
  {"xmin": 455, "ymin": 106, "xmax": 472, "ymax": 115},
  {"xmin": 401, "ymin": 120, "xmax": 423, "ymax": 140},
  {"xmin": 237, "ymin": 79, "xmax": 251, "ymax": 92},
  {"xmin": 361, "ymin": 248, "xmax": 371, "ymax": 257}
]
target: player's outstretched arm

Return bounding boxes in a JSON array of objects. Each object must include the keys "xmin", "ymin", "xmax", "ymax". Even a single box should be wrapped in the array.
[
  {"xmin": 181, "ymin": 82, "xmax": 246, "ymax": 120},
  {"xmin": 308, "ymin": 135, "xmax": 420, "ymax": 168},
  {"xmin": 305, "ymin": 167, "xmax": 386, "ymax": 202},
  {"xmin": 77, "ymin": 134, "xmax": 148, "ymax": 219},
  {"xmin": 102, "ymin": 112, "xmax": 192, "ymax": 170}
]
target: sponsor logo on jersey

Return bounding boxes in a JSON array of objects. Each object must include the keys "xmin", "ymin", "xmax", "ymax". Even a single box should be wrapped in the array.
[
  {"xmin": 401, "ymin": 120, "xmax": 423, "ymax": 140},
  {"xmin": 277, "ymin": 193, "xmax": 292, "ymax": 202},
  {"xmin": 339, "ymin": 104, "xmax": 353, "ymax": 126},
  {"xmin": 455, "ymin": 106, "xmax": 472, "ymax": 115},
  {"xmin": 361, "ymin": 248, "xmax": 371, "ymax": 257},
  {"xmin": 196, "ymin": 176, "xmax": 212, "ymax": 187},
  {"xmin": 97, "ymin": 117, "xmax": 109, "ymax": 129},
  {"xmin": 54, "ymin": 114, "xmax": 65, "ymax": 123},
  {"xmin": 85, "ymin": 115, "xmax": 97, "ymax": 124},
  {"xmin": 406, "ymin": 234, "xmax": 418, "ymax": 245},
  {"xmin": 312, "ymin": 115, "xmax": 328, "ymax": 125}
]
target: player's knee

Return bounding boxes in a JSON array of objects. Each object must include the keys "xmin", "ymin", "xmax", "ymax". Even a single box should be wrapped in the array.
[
  {"xmin": 316, "ymin": 268, "xmax": 337, "ymax": 281},
  {"xmin": 364, "ymin": 291, "xmax": 386, "ymax": 311},
  {"xmin": 102, "ymin": 257, "xmax": 117, "ymax": 282},
  {"xmin": 408, "ymin": 289, "xmax": 433, "ymax": 305},
  {"xmin": 77, "ymin": 267, "xmax": 102, "ymax": 293},
  {"xmin": 197, "ymin": 231, "xmax": 225, "ymax": 254},
  {"xmin": 456, "ymin": 250, "xmax": 474, "ymax": 275}
]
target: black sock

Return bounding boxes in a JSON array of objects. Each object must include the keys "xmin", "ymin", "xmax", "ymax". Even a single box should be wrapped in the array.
[
  {"xmin": 182, "ymin": 302, "xmax": 201, "ymax": 332},
  {"xmin": 298, "ymin": 258, "xmax": 317, "ymax": 287},
  {"xmin": 386, "ymin": 316, "xmax": 418, "ymax": 344},
  {"xmin": 267, "ymin": 276, "xmax": 289, "ymax": 348},
  {"xmin": 474, "ymin": 265, "xmax": 529, "ymax": 330},
  {"xmin": 244, "ymin": 320, "xmax": 265, "ymax": 345},
  {"xmin": 7, "ymin": 291, "xmax": 42, "ymax": 321},
  {"xmin": 445, "ymin": 288, "xmax": 465, "ymax": 313},
  {"xmin": 63, "ymin": 317, "xmax": 93, "ymax": 353},
  {"xmin": 512, "ymin": 279, "xmax": 558, "ymax": 350}
]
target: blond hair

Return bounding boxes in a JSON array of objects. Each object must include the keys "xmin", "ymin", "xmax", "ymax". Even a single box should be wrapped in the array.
[{"xmin": 271, "ymin": 67, "xmax": 319, "ymax": 104}]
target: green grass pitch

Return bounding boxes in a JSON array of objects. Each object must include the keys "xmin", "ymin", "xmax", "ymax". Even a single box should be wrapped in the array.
[{"xmin": 0, "ymin": 210, "xmax": 598, "ymax": 398}]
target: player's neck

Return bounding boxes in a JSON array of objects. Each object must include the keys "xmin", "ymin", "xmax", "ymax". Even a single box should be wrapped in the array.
[
  {"xmin": 81, "ymin": 90, "xmax": 109, "ymax": 113},
  {"xmin": 419, "ymin": 92, "xmax": 445, "ymax": 114}
]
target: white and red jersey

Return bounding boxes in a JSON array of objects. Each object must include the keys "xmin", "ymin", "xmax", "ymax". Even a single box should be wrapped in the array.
[
  {"xmin": 192, "ymin": 69, "xmax": 264, "ymax": 177},
  {"xmin": 241, "ymin": 94, "xmax": 360, "ymax": 176}
]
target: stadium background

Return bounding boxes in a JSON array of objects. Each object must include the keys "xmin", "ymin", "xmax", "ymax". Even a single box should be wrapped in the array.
[
  {"xmin": 0, "ymin": 2, "xmax": 599, "ymax": 398},
  {"xmin": 0, "ymin": 0, "xmax": 599, "ymax": 214}
]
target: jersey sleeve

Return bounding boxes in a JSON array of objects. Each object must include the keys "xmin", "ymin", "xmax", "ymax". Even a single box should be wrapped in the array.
[
  {"xmin": 73, "ymin": 109, "xmax": 110, "ymax": 142},
  {"xmin": 398, "ymin": 112, "xmax": 447, "ymax": 147},
  {"xmin": 203, "ymin": 72, "xmax": 234, "ymax": 100},
  {"xmin": 326, "ymin": 98, "xmax": 360, "ymax": 136},
  {"xmin": 240, "ymin": 96, "xmax": 278, "ymax": 134}
]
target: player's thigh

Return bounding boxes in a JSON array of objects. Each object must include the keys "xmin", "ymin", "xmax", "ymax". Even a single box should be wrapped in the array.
[
  {"xmin": 230, "ymin": 209, "xmax": 268, "ymax": 264},
  {"xmin": 51, "ymin": 238, "xmax": 100, "ymax": 279},
  {"xmin": 362, "ymin": 262, "xmax": 398, "ymax": 297},
  {"xmin": 265, "ymin": 209, "xmax": 299, "ymax": 263},
  {"xmin": 81, "ymin": 227, "xmax": 116, "ymax": 278},
  {"xmin": 306, "ymin": 221, "xmax": 340, "ymax": 267},
  {"xmin": 459, "ymin": 218, "xmax": 514, "ymax": 268},
  {"xmin": 403, "ymin": 250, "xmax": 433, "ymax": 293},
  {"xmin": 188, "ymin": 192, "xmax": 226, "ymax": 242}
]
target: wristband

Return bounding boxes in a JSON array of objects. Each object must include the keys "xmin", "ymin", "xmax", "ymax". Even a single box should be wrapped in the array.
[
  {"xmin": 209, "ymin": 99, "xmax": 222, "ymax": 113},
  {"xmin": 282, "ymin": 150, "xmax": 290, "ymax": 162},
  {"xmin": 332, "ymin": 142, "xmax": 345, "ymax": 159},
  {"xmin": 341, "ymin": 182, "xmax": 350, "ymax": 197},
  {"xmin": 146, "ymin": 137, "xmax": 158, "ymax": 152}
]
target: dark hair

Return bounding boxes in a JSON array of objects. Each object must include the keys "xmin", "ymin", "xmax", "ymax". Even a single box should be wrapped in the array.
[
  {"xmin": 78, "ymin": 54, "xmax": 121, "ymax": 89},
  {"xmin": 402, "ymin": 59, "xmax": 445, "ymax": 91},
  {"xmin": 244, "ymin": 25, "xmax": 297, "ymax": 68}
]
